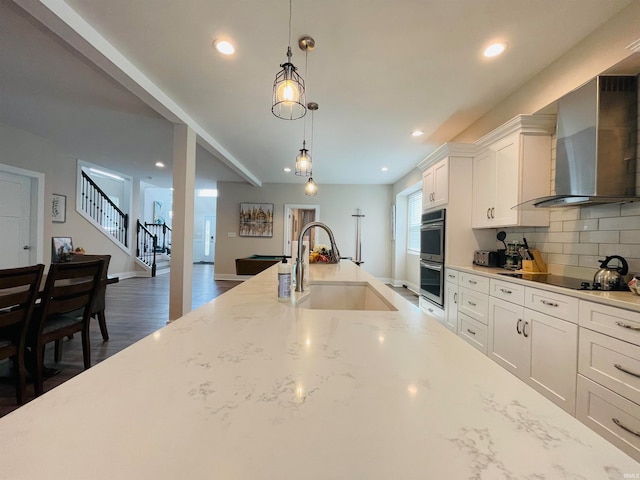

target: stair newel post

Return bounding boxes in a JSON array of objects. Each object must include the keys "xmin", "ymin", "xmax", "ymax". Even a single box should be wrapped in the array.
[{"xmin": 124, "ymin": 213, "xmax": 129, "ymax": 247}]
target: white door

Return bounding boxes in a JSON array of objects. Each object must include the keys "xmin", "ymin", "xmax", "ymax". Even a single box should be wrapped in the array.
[
  {"xmin": 203, "ymin": 215, "xmax": 215, "ymax": 263},
  {"xmin": 0, "ymin": 171, "xmax": 32, "ymax": 268}
]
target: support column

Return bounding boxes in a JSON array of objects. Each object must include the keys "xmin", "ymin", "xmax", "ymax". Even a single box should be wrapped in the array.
[{"xmin": 169, "ymin": 124, "xmax": 196, "ymax": 321}]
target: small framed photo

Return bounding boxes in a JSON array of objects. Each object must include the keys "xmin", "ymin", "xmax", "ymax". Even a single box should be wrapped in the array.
[
  {"xmin": 239, "ymin": 203, "xmax": 274, "ymax": 237},
  {"xmin": 52, "ymin": 237, "xmax": 73, "ymax": 262},
  {"xmin": 52, "ymin": 193, "xmax": 67, "ymax": 223}
]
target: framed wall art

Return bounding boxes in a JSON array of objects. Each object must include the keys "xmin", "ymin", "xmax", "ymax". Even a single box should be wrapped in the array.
[
  {"xmin": 239, "ymin": 203, "xmax": 274, "ymax": 237},
  {"xmin": 52, "ymin": 193, "xmax": 66, "ymax": 223},
  {"xmin": 51, "ymin": 236, "xmax": 73, "ymax": 262}
]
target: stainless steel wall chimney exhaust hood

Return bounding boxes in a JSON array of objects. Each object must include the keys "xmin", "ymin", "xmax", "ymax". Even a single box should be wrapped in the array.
[{"xmin": 521, "ymin": 75, "xmax": 638, "ymax": 208}]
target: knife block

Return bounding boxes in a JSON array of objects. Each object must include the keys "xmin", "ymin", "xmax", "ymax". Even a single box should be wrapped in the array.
[{"xmin": 522, "ymin": 249, "xmax": 547, "ymax": 273}]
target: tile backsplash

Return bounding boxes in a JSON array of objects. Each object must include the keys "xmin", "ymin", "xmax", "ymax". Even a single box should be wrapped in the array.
[
  {"xmin": 506, "ymin": 203, "xmax": 640, "ymax": 280},
  {"xmin": 505, "ymin": 81, "xmax": 640, "ymax": 281}
]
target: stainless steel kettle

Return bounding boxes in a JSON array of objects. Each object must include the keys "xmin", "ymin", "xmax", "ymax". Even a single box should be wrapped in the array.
[{"xmin": 593, "ymin": 255, "xmax": 629, "ymax": 290}]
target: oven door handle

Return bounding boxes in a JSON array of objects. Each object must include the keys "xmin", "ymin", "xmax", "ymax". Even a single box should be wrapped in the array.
[
  {"xmin": 420, "ymin": 261, "xmax": 442, "ymax": 272},
  {"xmin": 420, "ymin": 223, "xmax": 444, "ymax": 231}
]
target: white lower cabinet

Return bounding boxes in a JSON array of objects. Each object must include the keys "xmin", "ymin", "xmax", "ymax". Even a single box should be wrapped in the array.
[
  {"xmin": 444, "ymin": 280, "xmax": 458, "ymax": 334},
  {"xmin": 458, "ymin": 312, "xmax": 488, "ymax": 354},
  {"xmin": 488, "ymin": 286, "xmax": 578, "ymax": 414},
  {"xmin": 488, "ymin": 297, "xmax": 528, "ymax": 377},
  {"xmin": 458, "ymin": 286, "xmax": 489, "ymax": 324},
  {"xmin": 526, "ymin": 308, "xmax": 578, "ymax": 414},
  {"xmin": 577, "ymin": 375, "xmax": 640, "ymax": 462},
  {"xmin": 577, "ymin": 300, "xmax": 640, "ymax": 461},
  {"xmin": 419, "ymin": 296, "xmax": 444, "ymax": 322}
]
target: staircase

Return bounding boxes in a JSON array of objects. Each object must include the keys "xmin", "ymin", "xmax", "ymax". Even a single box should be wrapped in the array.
[
  {"xmin": 135, "ymin": 221, "xmax": 172, "ymax": 277},
  {"xmin": 79, "ymin": 170, "xmax": 129, "ymax": 247},
  {"xmin": 79, "ymin": 170, "xmax": 172, "ymax": 277}
]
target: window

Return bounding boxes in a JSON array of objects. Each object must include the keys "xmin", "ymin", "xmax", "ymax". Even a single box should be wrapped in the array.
[{"xmin": 407, "ymin": 190, "xmax": 422, "ymax": 253}]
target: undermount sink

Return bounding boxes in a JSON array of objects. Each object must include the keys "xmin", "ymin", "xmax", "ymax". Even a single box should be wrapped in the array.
[{"xmin": 295, "ymin": 281, "xmax": 397, "ymax": 311}]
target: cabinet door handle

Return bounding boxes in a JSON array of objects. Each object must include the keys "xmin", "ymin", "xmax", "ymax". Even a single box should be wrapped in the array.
[
  {"xmin": 466, "ymin": 328, "xmax": 476, "ymax": 336},
  {"xmin": 490, "ymin": 207, "xmax": 495, "ymax": 219},
  {"xmin": 453, "ymin": 292, "xmax": 457, "ymax": 304},
  {"xmin": 516, "ymin": 318, "xmax": 523, "ymax": 334},
  {"xmin": 612, "ymin": 418, "xmax": 640, "ymax": 438},
  {"xmin": 614, "ymin": 363, "xmax": 640, "ymax": 379},
  {"xmin": 541, "ymin": 300, "xmax": 559, "ymax": 307},
  {"xmin": 500, "ymin": 288, "xmax": 512, "ymax": 294},
  {"xmin": 523, "ymin": 321, "xmax": 529, "ymax": 338},
  {"xmin": 468, "ymin": 280, "xmax": 477, "ymax": 285},
  {"xmin": 467, "ymin": 301, "xmax": 477, "ymax": 307},
  {"xmin": 431, "ymin": 192, "xmax": 435, "ymax": 201},
  {"xmin": 486, "ymin": 208, "xmax": 491, "ymax": 219},
  {"xmin": 448, "ymin": 274, "xmax": 456, "ymax": 279},
  {"xmin": 615, "ymin": 321, "xmax": 640, "ymax": 331}
]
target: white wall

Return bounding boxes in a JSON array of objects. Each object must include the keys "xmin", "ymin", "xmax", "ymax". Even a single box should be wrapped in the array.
[
  {"xmin": 391, "ymin": 168, "xmax": 423, "ymax": 289},
  {"xmin": 0, "ymin": 121, "xmax": 138, "ymax": 276},
  {"xmin": 215, "ymin": 182, "xmax": 393, "ymax": 280}
]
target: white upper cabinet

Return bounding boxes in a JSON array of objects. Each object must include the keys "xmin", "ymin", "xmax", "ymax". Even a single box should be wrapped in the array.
[
  {"xmin": 471, "ymin": 115, "xmax": 555, "ymax": 229},
  {"xmin": 422, "ymin": 157, "xmax": 449, "ymax": 211}
]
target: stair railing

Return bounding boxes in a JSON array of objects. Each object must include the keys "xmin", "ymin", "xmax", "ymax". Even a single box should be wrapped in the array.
[
  {"xmin": 80, "ymin": 171, "xmax": 129, "ymax": 247},
  {"xmin": 144, "ymin": 222, "xmax": 172, "ymax": 254},
  {"xmin": 136, "ymin": 220, "xmax": 157, "ymax": 277}
]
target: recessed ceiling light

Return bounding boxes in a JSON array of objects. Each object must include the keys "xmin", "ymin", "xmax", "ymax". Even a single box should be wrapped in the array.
[
  {"xmin": 484, "ymin": 42, "xmax": 507, "ymax": 58},
  {"xmin": 381, "ymin": 167, "xmax": 388, "ymax": 172},
  {"xmin": 155, "ymin": 162, "xmax": 165, "ymax": 168},
  {"xmin": 284, "ymin": 167, "xmax": 292, "ymax": 172},
  {"xmin": 213, "ymin": 39, "xmax": 235, "ymax": 55},
  {"xmin": 411, "ymin": 130, "xmax": 424, "ymax": 137}
]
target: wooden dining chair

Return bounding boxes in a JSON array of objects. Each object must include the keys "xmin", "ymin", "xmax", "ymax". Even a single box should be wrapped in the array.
[
  {"xmin": 28, "ymin": 259, "xmax": 102, "ymax": 396},
  {"xmin": 66, "ymin": 254, "xmax": 112, "ymax": 341},
  {"xmin": 0, "ymin": 264, "xmax": 45, "ymax": 404}
]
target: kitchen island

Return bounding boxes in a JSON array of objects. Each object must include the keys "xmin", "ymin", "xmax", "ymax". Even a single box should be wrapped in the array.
[{"xmin": 0, "ymin": 261, "xmax": 637, "ymax": 478}]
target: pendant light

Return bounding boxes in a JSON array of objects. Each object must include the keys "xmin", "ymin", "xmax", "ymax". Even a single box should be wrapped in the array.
[
  {"xmin": 305, "ymin": 177, "xmax": 317, "ymax": 196},
  {"xmin": 303, "ymin": 102, "xmax": 318, "ymax": 196},
  {"xmin": 272, "ymin": 1, "xmax": 313, "ymax": 120},
  {"xmin": 295, "ymin": 140, "xmax": 312, "ymax": 176},
  {"xmin": 295, "ymin": 102, "xmax": 316, "ymax": 176}
]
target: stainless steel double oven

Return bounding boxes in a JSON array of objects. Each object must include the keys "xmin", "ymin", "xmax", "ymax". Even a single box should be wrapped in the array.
[{"xmin": 420, "ymin": 209, "xmax": 445, "ymax": 307}]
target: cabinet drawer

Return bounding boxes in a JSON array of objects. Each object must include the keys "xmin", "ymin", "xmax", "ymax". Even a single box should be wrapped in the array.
[
  {"xmin": 419, "ymin": 297, "xmax": 444, "ymax": 322},
  {"xmin": 580, "ymin": 301, "xmax": 640, "ymax": 347},
  {"xmin": 458, "ymin": 286, "xmax": 489, "ymax": 324},
  {"xmin": 458, "ymin": 272, "xmax": 490, "ymax": 294},
  {"xmin": 524, "ymin": 287, "xmax": 579, "ymax": 322},
  {"xmin": 490, "ymin": 279, "xmax": 525, "ymax": 305},
  {"xmin": 458, "ymin": 312, "xmax": 487, "ymax": 355},
  {"xmin": 577, "ymin": 375, "xmax": 640, "ymax": 463},
  {"xmin": 579, "ymin": 328, "xmax": 640, "ymax": 405},
  {"xmin": 444, "ymin": 269, "xmax": 459, "ymax": 284}
]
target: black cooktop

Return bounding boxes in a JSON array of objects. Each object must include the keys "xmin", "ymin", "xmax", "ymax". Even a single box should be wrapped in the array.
[{"xmin": 498, "ymin": 272, "xmax": 629, "ymax": 291}]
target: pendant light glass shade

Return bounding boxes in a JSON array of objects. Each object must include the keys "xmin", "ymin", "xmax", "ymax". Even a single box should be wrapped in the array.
[
  {"xmin": 305, "ymin": 177, "xmax": 317, "ymax": 196},
  {"xmin": 295, "ymin": 140, "xmax": 312, "ymax": 176}
]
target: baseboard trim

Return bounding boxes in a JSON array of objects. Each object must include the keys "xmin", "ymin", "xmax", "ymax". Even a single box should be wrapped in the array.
[{"xmin": 214, "ymin": 273, "xmax": 250, "ymax": 282}]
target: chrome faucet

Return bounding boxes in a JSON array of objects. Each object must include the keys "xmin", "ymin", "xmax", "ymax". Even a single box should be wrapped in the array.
[{"xmin": 295, "ymin": 222, "xmax": 341, "ymax": 292}]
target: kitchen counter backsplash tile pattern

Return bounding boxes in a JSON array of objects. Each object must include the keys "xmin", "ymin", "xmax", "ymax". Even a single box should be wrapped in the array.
[{"xmin": 505, "ymin": 87, "xmax": 640, "ymax": 280}]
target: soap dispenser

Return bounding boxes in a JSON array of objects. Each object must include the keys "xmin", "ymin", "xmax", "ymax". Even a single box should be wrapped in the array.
[{"xmin": 277, "ymin": 258, "xmax": 291, "ymax": 302}]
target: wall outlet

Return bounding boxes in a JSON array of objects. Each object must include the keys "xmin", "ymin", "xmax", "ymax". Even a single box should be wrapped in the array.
[{"xmin": 228, "ymin": 232, "xmax": 236, "ymax": 238}]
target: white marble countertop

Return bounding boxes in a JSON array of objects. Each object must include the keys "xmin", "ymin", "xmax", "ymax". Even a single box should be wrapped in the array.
[
  {"xmin": 0, "ymin": 261, "xmax": 638, "ymax": 478},
  {"xmin": 450, "ymin": 263, "xmax": 640, "ymax": 312}
]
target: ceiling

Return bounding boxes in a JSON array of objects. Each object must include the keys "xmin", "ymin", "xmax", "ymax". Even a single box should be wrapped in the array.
[{"xmin": 0, "ymin": 0, "xmax": 636, "ymax": 188}]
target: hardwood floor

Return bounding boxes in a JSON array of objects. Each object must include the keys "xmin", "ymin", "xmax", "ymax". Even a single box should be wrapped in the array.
[
  {"xmin": 0, "ymin": 266, "xmax": 418, "ymax": 417},
  {"xmin": 389, "ymin": 285, "xmax": 420, "ymax": 306},
  {"xmin": 0, "ymin": 264, "xmax": 239, "ymax": 417}
]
